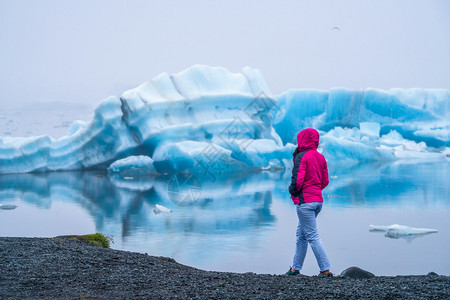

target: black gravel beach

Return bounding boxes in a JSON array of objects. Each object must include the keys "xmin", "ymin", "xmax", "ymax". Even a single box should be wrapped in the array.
[{"xmin": 1, "ymin": 237, "xmax": 448, "ymax": 299}]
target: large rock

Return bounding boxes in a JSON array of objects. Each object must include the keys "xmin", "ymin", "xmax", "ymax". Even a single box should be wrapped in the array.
[{"xmin": 340, "ymin": 266, "xmax": 375, "ymax": 279}]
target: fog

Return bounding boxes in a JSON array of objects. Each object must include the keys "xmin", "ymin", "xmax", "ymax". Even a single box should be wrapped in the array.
[{"xmin": 1, "ymin": 0, "xmax": 449, "ymax": 109}]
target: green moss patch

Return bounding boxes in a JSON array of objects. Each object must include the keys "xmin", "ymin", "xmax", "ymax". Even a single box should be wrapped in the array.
[
  {"xmin": 56, "ymin": 233, "xmax": 113, "ymax": 248},
  {"xmin": 79, "ymin": 233, "xmax": 112, "ymax": 248}
]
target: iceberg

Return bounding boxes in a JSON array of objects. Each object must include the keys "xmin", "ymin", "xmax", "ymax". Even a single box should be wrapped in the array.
[
  {"xmin": 274, "ymin": 88, "xmax": 449, "ymax": 148},
  {"xmin": 319, "ymin": 125, "xmax": 447, "ymax": 164},
  {"xmin": 0, "ymin": 65, "xmax": 449, "ymax": 175},
  {"xmin": 0, "ymin": 65, "xmax": 284, "ymax": 175}
]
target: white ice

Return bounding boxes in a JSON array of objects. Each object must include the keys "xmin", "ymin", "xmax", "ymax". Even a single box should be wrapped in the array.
[
  {"xmin": 154, "ymin": 204, "xmax": 173, "ymax": 215},
  {"xmin": 369, "ymin": 224, "xmax": 438, "ymax": 238},
  {"xmin": 107, "ymin": 155, "xmax": 155, "ymax": 178}
]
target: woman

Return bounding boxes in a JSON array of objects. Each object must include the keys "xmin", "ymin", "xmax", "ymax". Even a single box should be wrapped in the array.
[{"xmin": 286, "ymin": 128, "xmax": 332, "ymax": 277}]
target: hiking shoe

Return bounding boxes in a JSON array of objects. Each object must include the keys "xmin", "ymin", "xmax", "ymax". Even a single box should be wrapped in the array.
[
  {"xmin": 285, "ymin": 267, "xmax": 300, "ymax": 276},
  {"xmin": 318, "ymin": 271, "xmax": 333, "ymax": 278}
]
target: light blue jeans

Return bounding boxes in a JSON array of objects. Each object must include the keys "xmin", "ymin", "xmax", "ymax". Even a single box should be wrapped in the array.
[{"xmin": 292, "ymin": 202, "xmax": 331, "ymax": 272}]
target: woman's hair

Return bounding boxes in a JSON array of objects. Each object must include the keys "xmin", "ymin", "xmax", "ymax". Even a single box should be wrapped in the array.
[{"xmin": 292, "ymin": 147, "xmax": 299, "ymax": 159}]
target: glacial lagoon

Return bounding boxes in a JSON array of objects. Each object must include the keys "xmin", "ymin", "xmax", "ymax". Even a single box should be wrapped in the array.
[{"xmin": 1, "ymin": 161, "xmax": 448, "ymax": 276}]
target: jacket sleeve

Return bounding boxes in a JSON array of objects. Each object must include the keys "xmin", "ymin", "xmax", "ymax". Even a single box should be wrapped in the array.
[
  {"xmin": 289, "ymin": 154, "xmax": 307, "ymax": 196},
  {"xmin": 288, "ymin": 154, "xmax": 301, "ymax": 196},
  {"xmin": 296, "ymin": 158, "xmax": 307, "ymax": 191},
  {"xmin": 321, "ymin": 158, "xmax": 329, "ymax": 190}
]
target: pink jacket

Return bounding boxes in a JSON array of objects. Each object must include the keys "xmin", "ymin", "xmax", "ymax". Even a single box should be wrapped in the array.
[{"xmin": 288, "ymin": 128, "xmax": 329, "ymax": 205}]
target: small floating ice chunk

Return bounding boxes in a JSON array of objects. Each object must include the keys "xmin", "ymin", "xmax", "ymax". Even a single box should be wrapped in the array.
[
  {"xmin": 154, "ymin": 204, "xmax": 172, "ymax": 215},
  {"xmin": 369, "ymin": 224, "xmax": 438, "ymax": 237},
  {"xmin": 0, "ymin": 204, "xmax": 18, "ymax": 210}
]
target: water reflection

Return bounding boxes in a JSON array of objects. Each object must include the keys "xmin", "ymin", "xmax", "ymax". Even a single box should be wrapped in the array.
[
  {"xmin": 1, "ymin": 161, "xmax": 448, "ymax": 236},
  {"xmin": 370, "ymin": 230, "xmax": 438, "ymax": 243},
  {"xmin": 325, "ymin": 161, "xmax": 450, "ymax": 208},
  {"xmin": 0, "ymin": 204, "xmax": 18, "ymax": 210},
  {"xmin": 0, "ymin": 171, "xmax": 278, "ymax": 237},
  {"xmin": 0, "ymin": 161, "xmax": 449, "ymax": 275}
]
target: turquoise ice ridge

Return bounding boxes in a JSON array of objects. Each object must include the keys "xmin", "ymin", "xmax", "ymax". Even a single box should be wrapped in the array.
[{"xmin": 0, "ymin": 65, "xmax": 448, "ymax": 175}]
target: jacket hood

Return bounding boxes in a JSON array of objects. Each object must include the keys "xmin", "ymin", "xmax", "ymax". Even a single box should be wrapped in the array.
[{"xmin": 297, "ymin": 128, "xmax": 320, "ymax": 152}]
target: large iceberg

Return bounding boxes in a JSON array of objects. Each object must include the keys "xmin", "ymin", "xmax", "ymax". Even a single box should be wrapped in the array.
[
  {"xmin": 274, "ymin": 88, "xmax": 449, "ymax": 152},
  {"xmin": 0, "ymin": 65, "xmax": 448, "ymax": 175},
  {"xmin": 0, "ymin": 65, "xmax": 291, "ymax": 175}
]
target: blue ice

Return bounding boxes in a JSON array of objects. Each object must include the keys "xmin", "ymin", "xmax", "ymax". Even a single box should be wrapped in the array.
[{"xmin": 0, "ymin": 65, "xmax": 448, "ymax": 175}]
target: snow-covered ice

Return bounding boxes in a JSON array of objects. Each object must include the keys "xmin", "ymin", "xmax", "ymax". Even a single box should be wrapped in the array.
[{"xmin": 0, "ymin": 65, "xmax": 448, "ymax": 175}]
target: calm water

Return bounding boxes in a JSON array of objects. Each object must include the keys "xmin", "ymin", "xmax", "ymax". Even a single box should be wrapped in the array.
[{"xmin": 0, "ymin": 161, "xmax": 449, "ymax": 276}]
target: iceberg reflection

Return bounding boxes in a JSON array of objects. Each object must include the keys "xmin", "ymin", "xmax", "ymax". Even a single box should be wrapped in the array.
[
  {"xmin": 0, "ymin": 161, "xmax": 448, "ymax": 232},
  {"xmin": 325, "ymin": 161, "xmax": 450, "ymax": 208},
  {"xmin": 0, "ymin": 171, "xmax": 278, "ymax": 237},
  {"xmin": 0, "ymin": 161, "xmax": 448, "ymax": 274}
]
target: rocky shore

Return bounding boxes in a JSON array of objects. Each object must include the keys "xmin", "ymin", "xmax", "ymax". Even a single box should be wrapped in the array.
[{"xmin": 1, "ymin": 237, "xmax": 448, "ymax": 299}]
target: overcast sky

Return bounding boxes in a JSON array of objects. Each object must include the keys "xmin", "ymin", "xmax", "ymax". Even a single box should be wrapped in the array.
[{"xmin": 1, "ymin": 0, "xmax": 449, "ymax": 109}]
